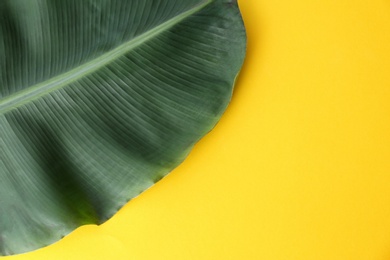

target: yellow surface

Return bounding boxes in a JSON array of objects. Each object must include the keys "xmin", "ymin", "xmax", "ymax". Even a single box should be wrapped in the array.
[{"xmin": 7, "ymin": 0, "xmax": 390, "ymax": 259}]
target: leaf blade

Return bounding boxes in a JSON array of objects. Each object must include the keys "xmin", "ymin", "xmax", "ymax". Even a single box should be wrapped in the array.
[{"xmin": 0, "ymin": 0, "xmax": 246, "ymax": 255}]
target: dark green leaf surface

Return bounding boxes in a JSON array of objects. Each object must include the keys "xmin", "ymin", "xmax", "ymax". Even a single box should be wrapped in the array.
[{"xmin": 0, "ymin": 0, "xmax": 246, "ymax": 255}]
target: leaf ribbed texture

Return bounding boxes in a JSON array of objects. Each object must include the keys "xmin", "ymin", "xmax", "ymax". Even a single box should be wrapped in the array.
[{"xmin": 0, "ymin": 0, "xmax": 246, "ymax": 255}]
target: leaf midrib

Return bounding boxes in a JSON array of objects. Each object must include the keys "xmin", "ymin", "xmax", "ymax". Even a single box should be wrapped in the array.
[{"xmin": 0, "ymin": 0, "xmax": 212, "ymax": 115}]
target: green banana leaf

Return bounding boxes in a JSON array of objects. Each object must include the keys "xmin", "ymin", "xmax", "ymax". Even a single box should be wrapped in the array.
[{"xmin": 0, "ymin": 0, "xmax": 246, "ymax": 255}]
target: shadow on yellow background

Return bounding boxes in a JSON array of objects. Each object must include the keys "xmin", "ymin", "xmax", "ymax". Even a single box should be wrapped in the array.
[{"xmin": 7, "ymin": 0, "xmax": 390, "ymax": 259}]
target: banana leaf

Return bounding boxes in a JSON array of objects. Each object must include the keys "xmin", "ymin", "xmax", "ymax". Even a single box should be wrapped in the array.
[{"xmin": 0, "ymin": 0, "xmax": 246, "ymax": 255}]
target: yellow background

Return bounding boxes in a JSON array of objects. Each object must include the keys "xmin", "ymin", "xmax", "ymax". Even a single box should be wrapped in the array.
[{"xmin": 7, "ymin": 0, "xmax": 390, "ymax": 259}]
